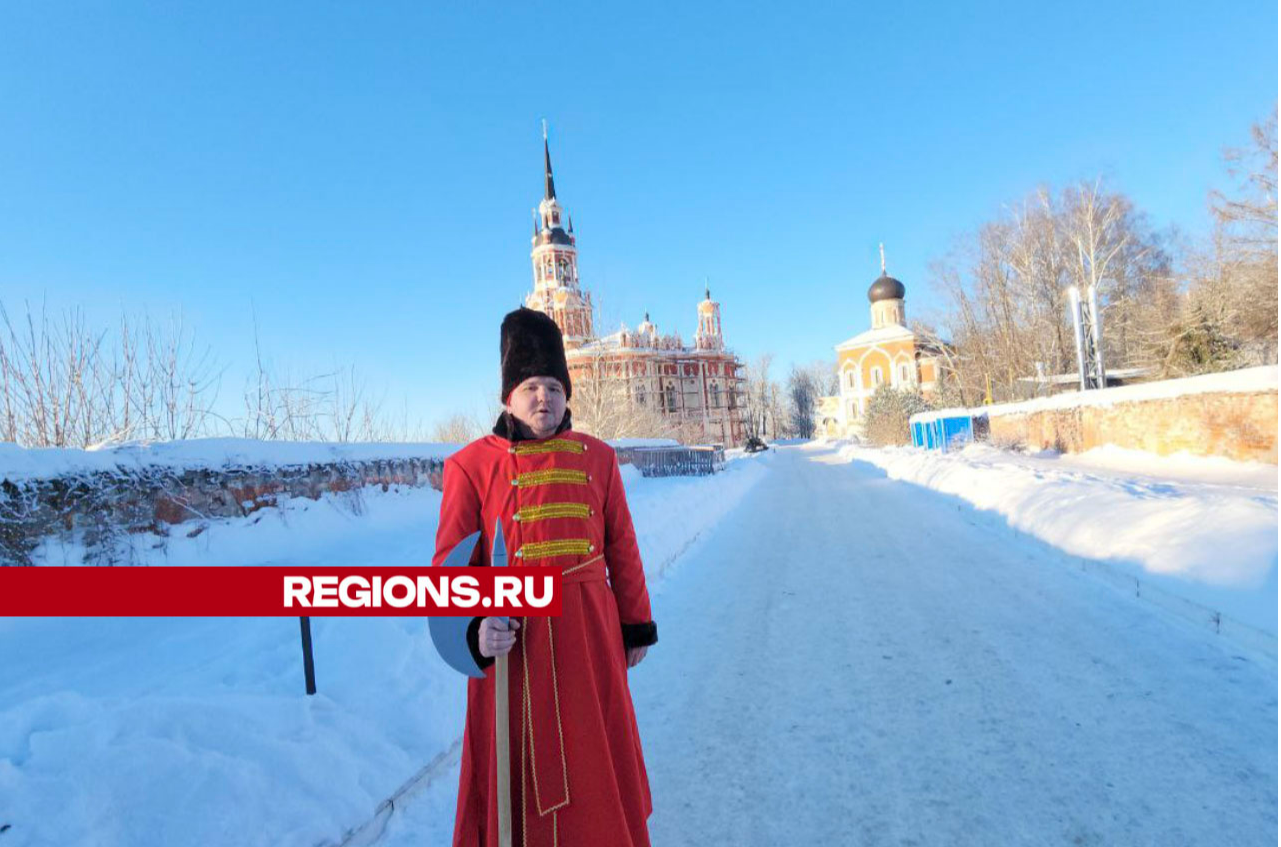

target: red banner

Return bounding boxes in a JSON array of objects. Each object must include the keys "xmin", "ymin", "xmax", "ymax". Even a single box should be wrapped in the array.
[{"xmin": 0, "ymin": 567, "xmax": 562, "ymax": 617}]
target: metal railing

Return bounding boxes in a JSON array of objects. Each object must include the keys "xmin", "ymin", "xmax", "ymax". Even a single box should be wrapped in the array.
[{"xmin": 614, "ymin": 445, "xmax": 726, "ymax": 477}]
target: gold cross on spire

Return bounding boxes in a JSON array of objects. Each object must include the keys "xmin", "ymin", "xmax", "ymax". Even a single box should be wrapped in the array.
[{"xmin": 879, "ymin": 242, "xmax": 886, "ymax": 274}]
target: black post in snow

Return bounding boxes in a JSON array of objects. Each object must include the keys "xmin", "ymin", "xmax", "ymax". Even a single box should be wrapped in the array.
[{"xmin": 299, "ymin": 616, "xmax": 317, "ymax": 695}]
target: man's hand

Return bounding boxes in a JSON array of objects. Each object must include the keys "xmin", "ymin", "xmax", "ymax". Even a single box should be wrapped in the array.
[
  {"xmin": 625, "ymin": 645, "xmax": 648, "ymax": 668},
  {"xmin": 478, "ymin": 617, "xmax": 520, "ymax": 658}
]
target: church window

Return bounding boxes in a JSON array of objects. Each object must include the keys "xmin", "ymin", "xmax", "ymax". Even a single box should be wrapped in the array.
[
  {"xmin": 711, "ymin": 384, "xmax": 721, "ymax": 407},
  {"xmin": 665, "ymin": 384, "xmax": 677, "ymax": 410},
  {"xmin": 872, "ymin": 367, "xmax": 883, "ymax": 387}
]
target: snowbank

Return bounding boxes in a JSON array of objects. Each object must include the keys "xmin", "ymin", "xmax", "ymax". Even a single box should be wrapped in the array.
[
  {"xmin": 0, "ymin": 450, "xmax": 772, "ymax": 847},
  {"xmin": 912, "ymin": 364, "xmax": 1277, "ymax": 424},
  {"xmin": 952, "ymin": 364, "xmax": 1276, "ymax": 420},
  {"xmin": 837, "ymin": 443, "xmax": 1278, "ymax": 640}
]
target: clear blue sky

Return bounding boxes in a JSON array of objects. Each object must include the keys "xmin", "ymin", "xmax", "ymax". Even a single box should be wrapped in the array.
[{"xmin": 1, "ymin": 1, "xmax": 1275, "ymax": 429}]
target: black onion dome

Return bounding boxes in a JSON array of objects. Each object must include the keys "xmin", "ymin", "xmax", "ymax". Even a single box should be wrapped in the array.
[
  {"xmin": 535, "ymin": 227, "xmax": 574, "ymax": 246},
  {"xmin": 868, "ymin": 273, "xmax": 906, "ymax": 302}
]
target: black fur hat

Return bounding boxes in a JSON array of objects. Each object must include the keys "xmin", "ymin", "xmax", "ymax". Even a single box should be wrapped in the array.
[{"xmin": 500, "ymin": 308, "xmax": 572, "ymax": 402}]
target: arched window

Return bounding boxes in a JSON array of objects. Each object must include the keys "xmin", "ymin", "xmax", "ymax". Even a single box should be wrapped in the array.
[
  {"xmin": 872, "ymin": 367, "xmax": 883, "ymax": 387},
  {"xmin": 665, "ymin": 384, "xmax": 677, "ymax": 411},
  {"xmin": 710, "ymin": 384, "xmax": 721, "ymax": 408},
  {"xmin": 899, "ymin": 363, "xmax": 911, "ymax": 384},
  {"xmin": 846, "ymin": 370, "xmax": 856, "ymax": 389}
]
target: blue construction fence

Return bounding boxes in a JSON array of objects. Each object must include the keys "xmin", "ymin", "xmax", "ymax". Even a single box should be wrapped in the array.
[{"xmin": 908, "ymin": 410, "xmax": 990, "ymax": 453}]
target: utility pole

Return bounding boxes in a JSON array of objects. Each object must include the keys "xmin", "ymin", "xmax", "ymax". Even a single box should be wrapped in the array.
[{"xmin": 1068, "ymin": 285, "xmax": 1107, "ymax": 390}]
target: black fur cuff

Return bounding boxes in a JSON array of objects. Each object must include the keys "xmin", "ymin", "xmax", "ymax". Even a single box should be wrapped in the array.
[
  {"xmin": 621, "ymin": 621, "xmax": 658, "ymax": 648},
  {"xmin": 466, "ymin": 616, "xmax": 495, "ymax": 670}
]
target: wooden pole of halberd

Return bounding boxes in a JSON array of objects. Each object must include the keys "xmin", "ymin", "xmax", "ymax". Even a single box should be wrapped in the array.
[{"xmin": 496, "ymin": 652, "xmax": 512, "ymax": 847}]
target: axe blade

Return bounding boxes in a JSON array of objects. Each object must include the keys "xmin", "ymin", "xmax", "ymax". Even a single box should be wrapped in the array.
[{"xmin": 428, "ymin": 530, "xmax": 486, "ymax": 679}]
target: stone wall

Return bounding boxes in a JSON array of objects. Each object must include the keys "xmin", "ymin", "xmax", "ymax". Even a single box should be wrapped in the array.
[
  {"xmin": 0, "ymin": 457, "xmax": 445, "ymax": 565},
  {"xmin": 983, "ymin": 371, "xmax": 1277, "ymax": 463}
]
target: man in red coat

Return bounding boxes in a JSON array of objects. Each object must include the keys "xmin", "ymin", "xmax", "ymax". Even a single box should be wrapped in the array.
[{"xmin": 433, "ymin": 308, "xmax": 658, "ymax": 847}]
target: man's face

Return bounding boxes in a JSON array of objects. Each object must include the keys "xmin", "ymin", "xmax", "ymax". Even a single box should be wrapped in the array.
[{"xmin": 506, "ymin": 376, "xmax": 567, "ymax": 438}]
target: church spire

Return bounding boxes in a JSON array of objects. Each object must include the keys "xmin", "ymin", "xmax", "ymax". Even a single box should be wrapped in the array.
[{"xmin": 542, "ymin": 120, "xmax": 556, "ymax": 201}]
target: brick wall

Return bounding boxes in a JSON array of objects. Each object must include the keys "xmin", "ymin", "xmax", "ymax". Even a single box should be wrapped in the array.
[{"xmin": 986, "ymin": 389, "xmax": 1277, "ymax": 463}]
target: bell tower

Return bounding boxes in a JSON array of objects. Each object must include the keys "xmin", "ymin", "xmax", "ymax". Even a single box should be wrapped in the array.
[
  {"xmin": 694, "ymin": 284, "xmax": 724, "ymax": 351},
  {"xmin": 526, "ymin": 123, "xmax": 594, "ymax": 347}
]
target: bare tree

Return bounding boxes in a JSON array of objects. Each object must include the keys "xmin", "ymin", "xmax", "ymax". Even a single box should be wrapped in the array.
[
  {"xmin": 741, "ymin": 353, "xmax": 775, "ymax": 442},
  {"xmin": 786, "ymin": 365, "xmax": 818, "ymax": 439},
  {"xmin": 138, "ymin": 313, "xmax": 221, "ymax": 442},
  {"xmin": 237, "ymin": 316, "xmax": 337, "ymax": 441},
  {"xmin": 0, "ymin": 299, "xmax": 469, "ymax": 447},
  {"xmin": 570, "ymin": 343, "xmax": 678, "ymax": 441},
  {"xmin": 1212, "ymin": 108, "xmax": 1278, "ymax": 246},
  {"xmin": 431, "ymin": 412, "xmax": 487, "ymax": 444},
  {"xmin": 1207, "ymin": 107, "xmax": 1278, "ymax": 361},
  {"xmin": 0, "ymin": 302, "xmax": 221, "ymax": 448},
  {"xmin": 926, "ymin": 179, "xmax": 1177, "ymax": 402},
  {"xmin": 804, "ymin": 359, "xmax": 838, "ymax": 397}
]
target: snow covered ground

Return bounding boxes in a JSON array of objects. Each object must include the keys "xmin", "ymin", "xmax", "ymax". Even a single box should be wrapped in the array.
[
  {"xmin": 835, "ymin": 442, "xmax": 1278, "ymax": 645},
  {"xmin": 3, "ymin": 440, "xmax": 1275, "ymax": 846},
  {"xmin": 383, "ymin": 442, "xmax": 1277, "ymax": 846},
  {"xmin": 0, "ymin": 449, "xmax": 771, "ymax": 847}
]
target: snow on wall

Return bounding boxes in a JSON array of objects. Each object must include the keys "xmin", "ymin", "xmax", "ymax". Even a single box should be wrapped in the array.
[
  {"xmin": 2, "ymin": 437, "xmax": 728, "ymax": 565},
  {"xmin": 2, "ymin": 448, "xmax": 451, "ymax": 565},
  {"xmin": 978, "ymin": 363, "xmax": 1270, "ymax": 415},
  {"xmin": 916, "ymin": 365, "xmax": 1277, "ymax": 422},
  {"xmin": 0, "ymin": 438, "xmax": 462, "ymax": 484}
]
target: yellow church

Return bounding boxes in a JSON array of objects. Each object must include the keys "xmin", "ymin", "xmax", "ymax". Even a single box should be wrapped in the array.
[{"xmin": 818, "ymin": 247, "xmax": 940, "ymax": 438}]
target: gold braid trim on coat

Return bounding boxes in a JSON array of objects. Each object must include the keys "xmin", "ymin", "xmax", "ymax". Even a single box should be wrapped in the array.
[
  {"xmin": 513, "ymin": 469, "xmax": 589, "ymax": 488},
  {"xmin": 513, "ymin": 438, "xmax": 586, "ymax": 456}
]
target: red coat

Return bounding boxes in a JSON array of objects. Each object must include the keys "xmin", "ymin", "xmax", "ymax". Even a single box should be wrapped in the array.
[{"xmin": 433, "ymin": 418, "xmax": 656, "ymax": 847}]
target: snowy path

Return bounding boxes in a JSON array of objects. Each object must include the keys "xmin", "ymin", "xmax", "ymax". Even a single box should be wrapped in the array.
[{"xmin": 384, "ymin": 442, "xmax": 1276, "ymax": 847}]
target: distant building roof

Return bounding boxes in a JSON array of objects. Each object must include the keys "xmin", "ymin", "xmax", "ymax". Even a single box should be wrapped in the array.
[{"xmin": 835, "ymin": 324, "xmax": 914, "ymax": 351}]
